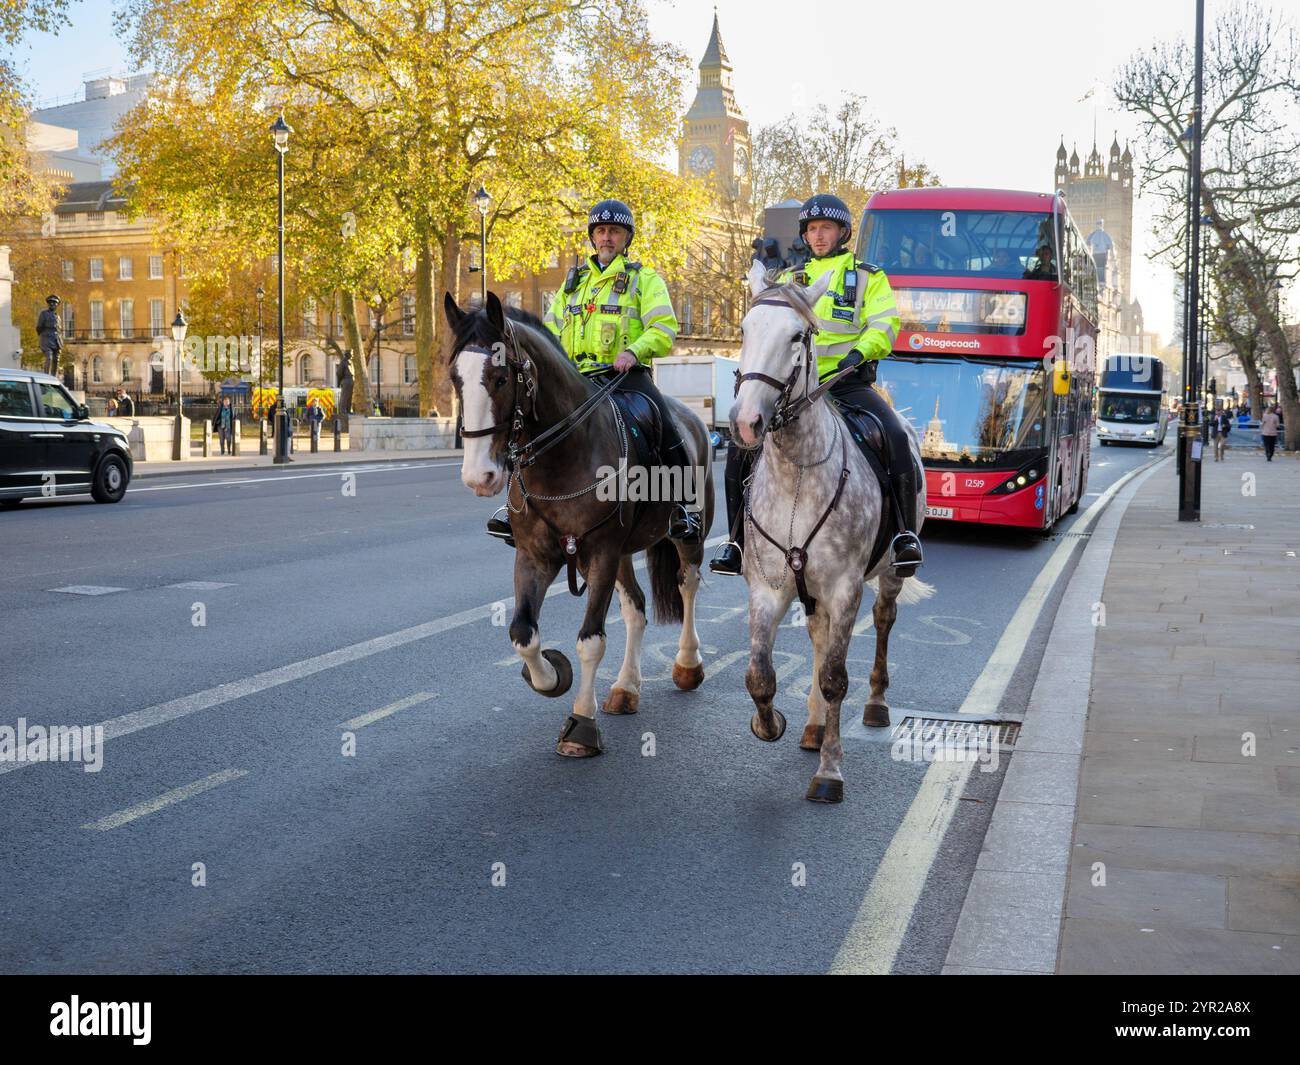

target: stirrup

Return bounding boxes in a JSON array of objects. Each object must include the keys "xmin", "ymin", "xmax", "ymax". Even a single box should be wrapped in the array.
[
  {"xmin": 709, "ymin": 541, "xmax": 743, "ymax": 576},
  {"xmin": 668, "ymin": 504, "xmax": 703, "ymax": 543},
  {"xmin": 889, "ymin": 532, "xmax": 923, "ymax": 575},
  {"xmin": 486, "ymin": 506, "xmax": 515, "ymax": 548}
]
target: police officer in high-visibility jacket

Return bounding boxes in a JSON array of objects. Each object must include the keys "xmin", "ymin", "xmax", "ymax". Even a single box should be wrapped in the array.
[
  {"xmin": 486, "ymin": 198, "xmax": 701, "ymax": 545},
  {"xmin": 710, "ymin": 192, "xmax": 924, "ymax": 576}
]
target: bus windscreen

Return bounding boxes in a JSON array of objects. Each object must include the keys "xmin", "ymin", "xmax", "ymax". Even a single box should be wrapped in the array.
[
  {"xmin": 862, "ymin": 209, "xmax": 1058, "ymax": 281},
  {"xmin": 877, "ymin": 356, "xmax": 1047, "ymax": 467},
  {"xmin": 1098, "ymin": 394, "xmax": 1160, "ymax": 424}
]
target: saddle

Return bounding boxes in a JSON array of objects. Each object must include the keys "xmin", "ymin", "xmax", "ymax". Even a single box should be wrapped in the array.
[
  {"xmin": 832, "ymin": 400, "xmax": 901, "ymax": 576},
  {"xmin": 609, "ymin": 389, "xmax": 661, "ymax": 472}
]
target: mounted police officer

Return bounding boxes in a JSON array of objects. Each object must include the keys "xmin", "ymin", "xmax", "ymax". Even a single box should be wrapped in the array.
[
  {"xmin": 711, "ymin": 192, "xmax": 924, "ymax": 577},
  {"xmin": 486, "ymin": 198, "xmax": 701, "ymax": 545}
]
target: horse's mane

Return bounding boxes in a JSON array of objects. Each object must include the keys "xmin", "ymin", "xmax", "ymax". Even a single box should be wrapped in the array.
[{"xmin": 450, "ymin": 303, "xmax": 582, "ymax": 388}]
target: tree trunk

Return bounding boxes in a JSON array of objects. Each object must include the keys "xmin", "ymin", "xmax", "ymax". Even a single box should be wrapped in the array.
[
  {"xmin": 341, "ymin": 292, "xmax": 370, "ymax": 414},
  {"xmin": 415, "ymin": 233, "xmax": 435, "ymax": 416},
  {"xmin": 1241, "ymin": 352, "xmax": 1265, "ymax": 420},
  {"xmin": 435, "ymin": 229, "xmax": 461, "ymax": 417}
]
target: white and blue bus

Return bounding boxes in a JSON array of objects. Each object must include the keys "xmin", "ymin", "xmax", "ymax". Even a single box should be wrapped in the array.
[{"xmin": 1096, "ymin": 354, "xmax": 1168, "ymax": 447}]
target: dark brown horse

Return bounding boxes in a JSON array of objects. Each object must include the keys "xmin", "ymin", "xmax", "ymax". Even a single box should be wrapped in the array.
[{"xmin": 445, "ymin": 291, "xmax": 715, "ymax": 757}]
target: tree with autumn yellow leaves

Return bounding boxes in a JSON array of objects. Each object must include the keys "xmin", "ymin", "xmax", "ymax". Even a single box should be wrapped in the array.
[{"xmin": 109, "ymin": 0, "xmax": 706, "ymax": 416}]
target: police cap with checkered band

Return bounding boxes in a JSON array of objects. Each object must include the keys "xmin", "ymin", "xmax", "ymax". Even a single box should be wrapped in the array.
[
  {"xmin": 587, "ymin": 199, "xmax": 635, "ymax": 247},
  {"xmin": 798, "ymin": 193, "xmax": 853, "ymax": 242}
]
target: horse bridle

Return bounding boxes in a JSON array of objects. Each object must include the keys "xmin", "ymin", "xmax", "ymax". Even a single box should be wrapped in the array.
[
  {"xmin": 457, "ymin": 318, "xmax": 627, "ymax": 471},
  {"xmin": 734, "ymin": 281, "xmax": 862, "ymax": 433}
]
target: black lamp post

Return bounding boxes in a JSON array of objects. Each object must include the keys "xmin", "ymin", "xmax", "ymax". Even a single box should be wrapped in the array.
[
  {"xmin": 474, "ymin": 185, "xmax": 491, "ymax": 305},
  {"xmin": 272, "ymin": 114, "xmax": 293, "ymax": 464},
  {"xmin": 255, "ymin": 284, "xmax": 266, "ymax": 454},
  {"xmin": 170, "ymin": 309, "xmax": 188, "ymax": 460},
  {"xmin": 1178, "ymin": 0, "xmax": 1205, "ymax": 522}
]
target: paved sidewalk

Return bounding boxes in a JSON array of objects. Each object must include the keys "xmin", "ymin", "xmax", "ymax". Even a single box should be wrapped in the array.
[
  {"xmin": 1060, "ymin": 448, "xmax": 1300, "ymax": 973},
  {"xmin": 133, "ymin": 448, "xmax": 462, "ymax": 479}
]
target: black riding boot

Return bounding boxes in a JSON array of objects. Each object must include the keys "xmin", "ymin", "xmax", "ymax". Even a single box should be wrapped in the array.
[
  {"xmin": 709, "ymin": 442, "xmax": 749, "ymax": 575},
  {"xmin": 486, "ymin": 506, "xmax": 515, "ymax": 547}
]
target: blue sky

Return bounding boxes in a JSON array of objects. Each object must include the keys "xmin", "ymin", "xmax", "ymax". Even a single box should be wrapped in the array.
[{"xmin": 11, "ymin": 0, "xmax": 1283, "ymax": 344}]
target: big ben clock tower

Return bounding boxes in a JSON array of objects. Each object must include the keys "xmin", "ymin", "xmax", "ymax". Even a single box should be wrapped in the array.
[{"xmin": 679, "ymin": 12, "xmax": 751, "ymax": 205}]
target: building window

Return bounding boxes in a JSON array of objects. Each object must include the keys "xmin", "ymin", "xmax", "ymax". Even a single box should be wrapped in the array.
[
  {"xmin": 149, "ymin": 255, "xmax": 163, "ymax": 279},
  {"xmin": 119, "ymin": 298, "xmax": 134, "ymax": 336},
  {"xmin": 62, "ymin": 305, "xmax": 75, "ymax": 333},
  {"xmin": 401, "ymin": 295, "xmax": 415, "ymax": 336},
  {"xmin": 680, "ymin": 295, "xmax": 693, "ymax": 334},
  {"xmin": 505, "ymin": 290, "xmax": 523, "ymax": 310},
  {"xmin": 546, "ymin": 252, "xmax": 559, "ymax": 269},
  {"xmin": 149, "ymin": 298, "xmax": 164, "ymax": 335},
  {"xmin": 92, "ymin": 356, "xmax": 103, "ymax": 383},
  {"xmin": 178, "ymin": 255, "xmax": 187, "ymax": 278},
  {"xmin": 89, "ymin": 300, "xmax": 104, "ymax": 338},
  {"xmin": 61, "ymin": 259, "xmax": 74, "ymax": 282},
  {"xmin": 403, "ymin": 354, "xmax": 416, "ymax": 384},
  {"xmin": 270, "ymin": 254, "xmax": 280, "ymax": 274},
  {"xmin": 89, "ymin": 258, "xmax": 103, "ymax": 282},
  {"xmin": 118, "ymin": 256, "xmax": 133, "ymax": 280},
  {"xmin": 299, "ymin": 355, "xmax": 313, "ymax": 384},
  {"xmin": 541, "ymin": 290, "xmax": 556, "ymax": 316},
  {"xmin": 302, "ymin": 296, "xmax": 317, "ymax": 335},
  {"xmin": 121, "ymin": 357, "xmax": 132, "ymax": 381}
]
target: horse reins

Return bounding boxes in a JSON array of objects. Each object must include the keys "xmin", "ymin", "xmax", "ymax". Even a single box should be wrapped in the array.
[
  {"xmin": 458, "ymin": 321, "xmax": 629, "ymax": 597},
  {"xmin": 735, "ymin": 279, "xmax": 860, "ymax": 616}
]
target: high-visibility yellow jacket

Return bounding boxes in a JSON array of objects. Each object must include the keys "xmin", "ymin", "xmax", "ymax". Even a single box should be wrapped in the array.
[
  {"xmin": 543, "ymin": 254, "xmax": 678, "ymax": 372},
  {"xmin": 779, "ymin": 250, "xmax": 900, "ymax": 380}
]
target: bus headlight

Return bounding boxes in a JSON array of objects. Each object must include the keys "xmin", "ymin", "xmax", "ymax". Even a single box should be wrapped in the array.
[
  {"xmin": 1144, "ymin": 429, "xmax": 1155, "ymax": 437},
  {"xmin": 988, "ymin": 460, "xmax": 1048, "ymax": 495},
  {"xmin": 1098, "ymin": 426, "xmax": 1110, "ymax": 434}
]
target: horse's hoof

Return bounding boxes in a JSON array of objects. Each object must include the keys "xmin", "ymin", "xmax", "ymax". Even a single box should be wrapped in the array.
[
  {"xmin": 601, "ymin": 687, "xmax": 639, "ymax": 715},
  {"xmin": 522, "ymin": 649, "xmax": 572, "ymax": 698},
  {"xmin": 750, "ymin": 709, "xmax": 786, "ymax": 742},
  {"xmin": 799, "ymin": 724, "xmax": 825, "ymax": 751},
  {"xmin": 863, "ymin": 702, "xmax": 890, "ymax": 728},
  {"xmin": 806, "ymin": 776, "xmax": 844, "ymax": 803},
  {"xmin": 555, "ymin": 714, "xmax": 602, "ymax": 757},
  {"xmin": 672, "ymin": 661, "xmax": 705, "ymax": 691}
]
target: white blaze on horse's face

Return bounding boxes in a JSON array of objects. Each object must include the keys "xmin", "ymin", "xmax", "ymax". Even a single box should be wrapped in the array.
[
  {"xmin": 731, "ymin": 261, "xmax": 832, "ymax": 448},
  {"xmin": 456, "ymin": 347, "xmax": 506, "ymax": 496}
]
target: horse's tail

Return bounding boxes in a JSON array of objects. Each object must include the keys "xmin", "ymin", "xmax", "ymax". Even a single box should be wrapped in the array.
[
  {"xmin": 647, "ymin": 538, "xmax": 684, "ymax": 625},
  {"xmin": 867, "ymin": 575, "xmax": 936, "ymax": 606}
]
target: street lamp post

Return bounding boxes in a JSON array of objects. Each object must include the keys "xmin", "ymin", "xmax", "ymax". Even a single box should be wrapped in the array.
[
  {"xmin": 1178, "ymin": 0, "xmax": 1206, "ymax": 522},
  {"xmin": 272, "ymin": 115, "xmax": 293, "ymax": 464},
  {"xmin": 170, "ymin": 310, "xmax": 188, "ymax": 461},
  {"xmin": 474, "ymin": 185, "xmax": 491, "ymax": 305}
]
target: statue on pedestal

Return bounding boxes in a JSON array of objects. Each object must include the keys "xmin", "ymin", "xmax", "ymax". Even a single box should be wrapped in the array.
[{"xmin": 36, "ymin": 294, "xmax": 63, "ymax": 376}]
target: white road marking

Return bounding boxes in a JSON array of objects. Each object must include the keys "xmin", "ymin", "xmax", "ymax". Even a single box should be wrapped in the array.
[
  {"xmin": 1, "ymin": 535, "xmax": 726, "ymax": 776},
  {"xmin": 168, "ymin": 581, "xmax": 235, "ymax": 590},
  {"xmin": 341, "ymin": 692, "xmax": 436, "ymax": 730},
  {"xmin": 82, "ymin": 769, "xmax": 248, "ymax": 831},
  {"xmin": 828, "ymin": 457, "xmax": 1166, "ymax": 975},
  {"xmin": 48, "ymin": 585, "xmax": 127, "ymax": 596},
  {"xmin": 126, "ymin": 462, "xmax": 459, "ymax": 493}
]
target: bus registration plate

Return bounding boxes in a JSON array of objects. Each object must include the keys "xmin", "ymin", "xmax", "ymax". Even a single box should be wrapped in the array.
[{"xmin": 925, "ymin": 505, "xmax": 954, "ymax": 519}]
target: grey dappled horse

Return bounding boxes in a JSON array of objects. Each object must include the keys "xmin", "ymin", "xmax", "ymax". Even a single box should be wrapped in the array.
[{"xmin": 731, "ymin": 261, "xmax": 935, "ymax": 803}]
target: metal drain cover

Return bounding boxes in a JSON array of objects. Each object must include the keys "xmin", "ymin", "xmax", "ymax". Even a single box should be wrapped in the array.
[{"xmin": 895, "ymin": 716, "xmax": 1021, "ymax": 751}]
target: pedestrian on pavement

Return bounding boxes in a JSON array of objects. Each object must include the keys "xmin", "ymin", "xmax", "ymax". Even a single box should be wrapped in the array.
[
  {"xmin": 1261, "ymin": 405, "xmax": 1280, "ymax": 461},
  {"xmin": 215, "ymin": 395, "xmax": 235, "ymax": 455},
  {"xmin": 1213, "ymin": 407, "xmax": 1231, "ymax": 461},
  {"xmin": 306, "ymin": 397, "xmax": 324, "ymax": 447},
  {"xmin": 115, "ymin": 388, "xmax": 135, "ymax": 417},
  {"xmin": 106, "ymin": 396, "xmax": 118, "ymax": 417}
]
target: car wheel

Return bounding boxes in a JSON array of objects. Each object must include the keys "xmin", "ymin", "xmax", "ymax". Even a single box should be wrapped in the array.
[{"xmin": 92, "ymin": 454, "xmax": 128, "ymax": 503}]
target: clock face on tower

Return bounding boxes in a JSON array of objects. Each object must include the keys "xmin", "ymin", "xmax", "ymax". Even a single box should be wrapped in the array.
[
  {"xmin": 735, "ymin": 145, "xmax": 750, "ymax": 177},
  {"xmin": 688, "ymin": 145, "xmax": 716, "ymax": 176}
]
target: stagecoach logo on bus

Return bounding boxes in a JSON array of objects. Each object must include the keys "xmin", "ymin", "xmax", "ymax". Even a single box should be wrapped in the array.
[
  {"xmin": 907, "ymin": 333, "xmax": 982, "ymax": 351},
  {"xmin": 890, "ymin": 719, "xmax": 1001, "ymax": 773},
  {"xmin": 595, "ymin": 462, "xmax": 708, "ymax": 511},
  {"xmin": 0, "ymin": 718, "xmax": 104, "ymax": 772}
]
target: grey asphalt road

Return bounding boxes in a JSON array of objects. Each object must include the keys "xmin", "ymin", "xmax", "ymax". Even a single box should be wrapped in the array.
[{"xmin": 0, "ymin": 436, "xmax": 1164, "ymax": 973}]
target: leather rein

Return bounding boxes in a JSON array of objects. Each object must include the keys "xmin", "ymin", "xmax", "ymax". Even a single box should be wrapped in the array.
[
  {"xmin": 457, "ymin": 319, "xmax": 628, "ymax": 597},
  {"xmin": 735, "ymin": 280, "xmax": 858, "ymax": 616}
]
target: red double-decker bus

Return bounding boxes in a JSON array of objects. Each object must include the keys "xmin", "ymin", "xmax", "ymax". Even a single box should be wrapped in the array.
[{"xmin": 858, "ymin": 187, "xmax": 1099, "ymax": 530}]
